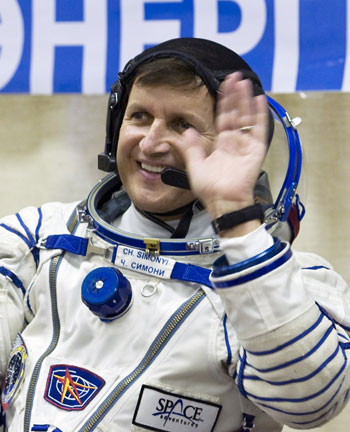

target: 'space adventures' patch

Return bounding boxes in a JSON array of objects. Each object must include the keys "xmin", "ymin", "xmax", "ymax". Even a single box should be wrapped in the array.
[{"xmin": 133, "ymin": 385, "xmax": 222, "ymax": 432}]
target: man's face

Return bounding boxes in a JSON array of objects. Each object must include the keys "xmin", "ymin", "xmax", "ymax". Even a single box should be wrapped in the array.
[{"xmin": 117, "ymin": 81, "xmax": 216, "ymax": 217}]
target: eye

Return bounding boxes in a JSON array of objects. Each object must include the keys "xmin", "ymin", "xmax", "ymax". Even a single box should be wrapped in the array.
[
  {"xmin": 173, "ymin": 118, "xmax": 192, "ymax": 132},
  {"xmin": 131, "ymin": 112, "xmax": 145, "ymax": 121}
]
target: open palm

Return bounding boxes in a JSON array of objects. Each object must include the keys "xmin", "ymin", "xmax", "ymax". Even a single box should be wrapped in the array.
[{"xmin": 182, "ymin": 72, "xmax": 268, "ymax": 219}]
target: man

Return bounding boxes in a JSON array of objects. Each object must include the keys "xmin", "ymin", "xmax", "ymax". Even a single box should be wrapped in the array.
[{"xmin": 0, "ymin": 38, "xmax": 349, "ymax": 432}]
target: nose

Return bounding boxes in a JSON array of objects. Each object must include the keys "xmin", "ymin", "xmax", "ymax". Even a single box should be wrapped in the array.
[{"xmin": 139, "ymin": 120, "xmax": 171, "ymax": 156}]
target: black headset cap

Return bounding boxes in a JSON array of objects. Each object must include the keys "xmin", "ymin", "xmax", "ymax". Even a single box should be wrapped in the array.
[{"xmin": 98, "ymin": 37, "xmax": 265, "ymax": 172}]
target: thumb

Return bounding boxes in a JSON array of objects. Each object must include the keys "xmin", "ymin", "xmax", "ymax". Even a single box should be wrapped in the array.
[{"xmin": 181, "ymin": 128, "xmax": 209, "ymax": 171}]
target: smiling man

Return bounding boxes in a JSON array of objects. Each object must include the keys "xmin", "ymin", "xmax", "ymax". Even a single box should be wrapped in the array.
[
  {"xmin": 1, "ymin": 38, "xmax": 350, "ymax": 432},
  {"xmin": 117, "ymin": 69, "xmax": 214, "ymax": 215}
]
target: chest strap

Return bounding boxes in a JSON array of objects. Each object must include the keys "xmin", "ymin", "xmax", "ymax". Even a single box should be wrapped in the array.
[{"xmin": 41, "ymin": 234, "xmax": 213, "ymax": 289}]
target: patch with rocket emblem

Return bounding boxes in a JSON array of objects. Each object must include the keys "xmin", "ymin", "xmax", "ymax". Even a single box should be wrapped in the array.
[{"xmin": 44, "ymin": 364, "xmax": 105, "ymax": 411}]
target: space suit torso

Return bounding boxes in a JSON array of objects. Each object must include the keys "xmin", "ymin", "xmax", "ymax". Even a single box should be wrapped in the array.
[{"xmin": 1, "ymin": 174, "xmax": 350, "ymax": 432}]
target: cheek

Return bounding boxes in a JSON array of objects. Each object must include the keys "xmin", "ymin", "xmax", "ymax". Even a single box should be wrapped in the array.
[
  {"xmin": 116, "ymin": 137, "xmax": 132, "ymax": 180},
  {"xmin": 116, "ymin": 145, "xmax": 125, "ymax": 176},
  {"xmin": 117, "ymin": 129, "xmax": 135, "ymax": 163}
]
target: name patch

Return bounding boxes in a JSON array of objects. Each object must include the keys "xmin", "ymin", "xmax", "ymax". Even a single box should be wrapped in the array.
[
  {"xmin": 44, "ymin": 364, "xmax": 105, "ymax": 411},
  {"xmin": 133, "ymin": 385, "xmax": 221, "ymax": 432},
  {"xmin": 115, "ymin": 246, "xmax": 175, "ymax": 279}
]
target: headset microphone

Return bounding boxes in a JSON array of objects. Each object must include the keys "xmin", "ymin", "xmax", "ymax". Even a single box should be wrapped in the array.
[{"xmin": 161, "ymin": 168, "xmax": 191, "ymax": 190}]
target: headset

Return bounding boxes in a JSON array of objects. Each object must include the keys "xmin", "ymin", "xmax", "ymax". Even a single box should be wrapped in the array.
[
  {"xmin": 96, "ymin": 38, "xmax": 303, "ymax": 233},
  {"xmin": 98, "ymin": 38, "xmax": 266, "ymax": 173}
]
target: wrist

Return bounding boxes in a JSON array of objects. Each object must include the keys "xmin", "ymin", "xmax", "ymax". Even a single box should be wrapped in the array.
[
  {"xmin": 206, "ymin": 199, "xmax": 256, "ymax": 220},
  {"xmin": 211, "ymin": 204, "xmax": 265, "ymax": 237},
  {"xmin": 217, "ymin": 219, "xmax": 262, "ymax": 238}
]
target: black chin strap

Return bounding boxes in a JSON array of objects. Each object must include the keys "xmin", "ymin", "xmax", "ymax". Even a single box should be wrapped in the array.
[
  {"xmin": 150, "ymin": 200, "xmax": 196, "ymax": 217},
  {"xmin": 137, "ymin": 201, "xmax": 201, "ymax": 238},
  {"xmin": 170, "ymin": 204, "xmax": 194, "ymax": 238}
]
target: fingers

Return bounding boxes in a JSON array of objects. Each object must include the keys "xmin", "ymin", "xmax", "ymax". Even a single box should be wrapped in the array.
[
  {"xmin": 251, "ymin": 92, "xmax": 268, "ymax": 147},
  {"xmin": 216, "ymin": 72, "xmax": 267, "ymax": 143},
  {"xmin": 165, "ymin": 126, "xmax": 206, "ymax": 176}
]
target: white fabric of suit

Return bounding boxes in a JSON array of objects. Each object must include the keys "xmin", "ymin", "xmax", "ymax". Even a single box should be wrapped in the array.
[{"xmin": 1, "ymin": 192, "xmax": 350, "ymax": 432}]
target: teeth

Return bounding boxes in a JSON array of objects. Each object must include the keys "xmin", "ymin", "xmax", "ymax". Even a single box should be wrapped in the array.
[{"xmin": 141, "ymin": 163, "xmax": 164, "ymax": 173}]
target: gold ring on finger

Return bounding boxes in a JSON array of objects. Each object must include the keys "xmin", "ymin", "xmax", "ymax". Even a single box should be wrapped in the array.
[{"xmin": 239, "ymin": 125, "xmax": 254, "ymax": 132}]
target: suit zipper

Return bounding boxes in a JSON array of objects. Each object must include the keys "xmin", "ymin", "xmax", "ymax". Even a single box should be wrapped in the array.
[
  {"xmin": 78, "ymin": 289, "xmax": 205, "ymax": 432},
  {"xmin": 23, "ymin": 252, "xmax": 205, "ymax": 432},
  {"xmin": 23, "ymin": 254, "xmax": 62, "ymax": 432}
]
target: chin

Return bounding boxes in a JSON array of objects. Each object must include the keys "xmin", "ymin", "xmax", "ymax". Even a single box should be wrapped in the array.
[
  {"xmin": 135, "ymin": 201, "xmax": 171, "ymax": 214},
  {"xmin": 128, "ymin": 186, "xmax": 196, "ymax": 215},
  {"xmin": 133, "ymin": 195, "xmax": 179, "ymax": 214}
]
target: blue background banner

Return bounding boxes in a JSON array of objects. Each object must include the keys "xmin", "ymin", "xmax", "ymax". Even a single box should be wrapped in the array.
[{"xmin": 1, "ymin": 0, "xmax": 349, "ymax": 94}]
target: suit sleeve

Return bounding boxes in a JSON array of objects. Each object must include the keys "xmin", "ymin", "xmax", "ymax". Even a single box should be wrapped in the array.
[
  {"xmin": 210, "ymin": 225, "xmax": 350, "ymax": 429},
  {"xmin": 0, "ymin": 206, "xmax": 44, "ymax": 378}
]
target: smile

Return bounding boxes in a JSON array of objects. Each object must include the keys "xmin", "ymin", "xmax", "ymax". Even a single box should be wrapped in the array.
[{"xmin": 141, "ymin": 163, "xmax": 165, "ymax": 174}]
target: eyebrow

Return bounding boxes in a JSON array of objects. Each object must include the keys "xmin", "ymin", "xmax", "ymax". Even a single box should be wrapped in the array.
[
  {"xmin": 125, "ymin": 102, "xmax": 204, "ymax": 125},
  {"xmin": 125, "ymin": 102, "xmax": 145, "ymax": 113}
]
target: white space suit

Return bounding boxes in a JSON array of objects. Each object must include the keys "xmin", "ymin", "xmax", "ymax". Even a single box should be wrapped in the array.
[{"xmin": 1, "ymin": 172, "xmax": 350, "ymax": 432}]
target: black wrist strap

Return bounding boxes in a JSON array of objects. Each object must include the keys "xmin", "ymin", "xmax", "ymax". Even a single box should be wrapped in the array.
[{"xmin": 211, "ymin": 204, "xmax": 265, "ymax": 234}]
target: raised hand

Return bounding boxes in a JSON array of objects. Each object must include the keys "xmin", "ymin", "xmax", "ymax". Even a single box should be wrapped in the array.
[{"xmin": 181, "ymin": 72, "xmax": 268, "ymax": 225}]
